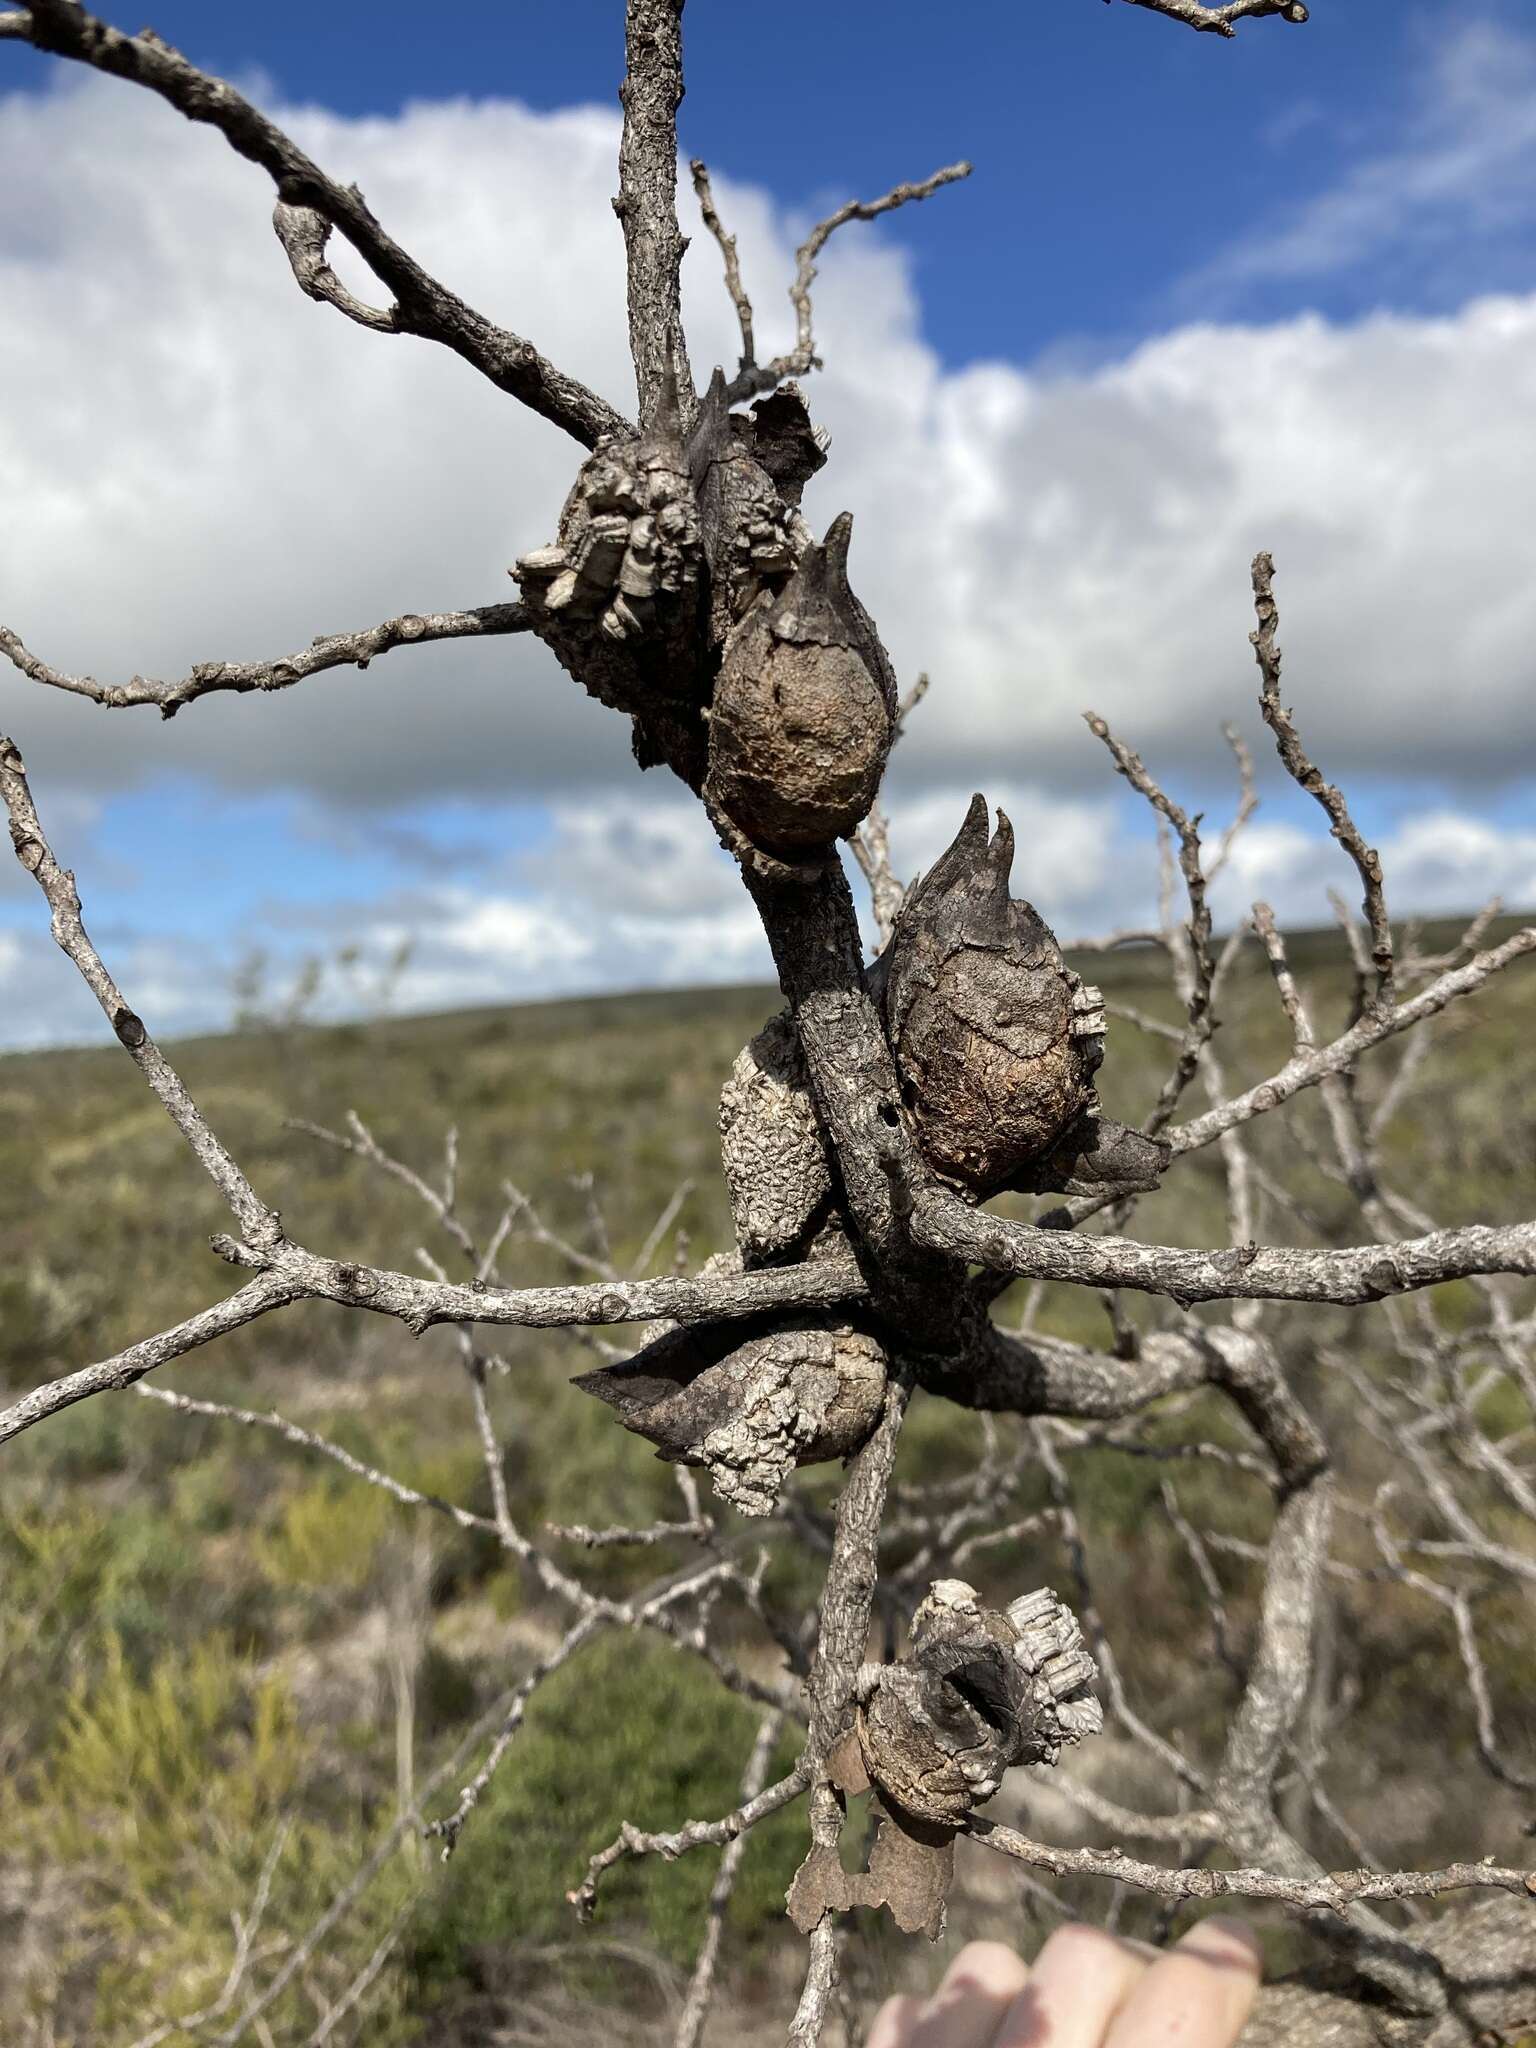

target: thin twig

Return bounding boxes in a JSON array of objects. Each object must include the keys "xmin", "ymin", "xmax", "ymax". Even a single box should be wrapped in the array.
[
  {"xmin": 1250, "ymin": 554, "xmax": 1394, "ymax": 1012},
  {"xmin": 723, "ymin": 165, "xmax": 971, "ymax": 403}
]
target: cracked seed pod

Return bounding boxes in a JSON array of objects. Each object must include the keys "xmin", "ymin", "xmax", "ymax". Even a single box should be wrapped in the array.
[
  {"xmin": 513, "ymin": 374, "xmax": 707, "ymax": 777},
  {"xmin": 686, "ymin": 370, "xmax": 807, "ymax": 634},
  {"xmin": 856, "ymin": 1579, "xmax": 1102, "ymax": 1829},
  {"xmin": 704, "ymin": 513, "xmax": 896, "ymax": 854},
  {"xmin": 572, "ymin": 1321, "xmax": 887, "ymax": 1517},
  {"xmin": 877, "ymin": 795, "xmax": 1111, "ymax": 1198},
  {"xmin": 719, "ymin": 1010, "xmax": 834, "ymax": 1263},
  {"xmin": 742, "ymin": 383, "xmax": 829, "ymax": 507}
]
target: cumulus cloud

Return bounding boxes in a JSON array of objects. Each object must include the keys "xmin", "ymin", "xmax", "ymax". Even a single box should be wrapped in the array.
[
  {"xmin": 3, "ymin": 60, "xmax": 1536, "ymax": 819},
  {"xmin": 9, "ymin": 768, "xmax": 1524, "ymax": 1053},
  {"xmin": 3, "ymin": 34, "xmax": 1535, "ymax": 1050},
  {"xmin": 1208, "ymin": 811, "xmax": 1536, "ymax": 932}
]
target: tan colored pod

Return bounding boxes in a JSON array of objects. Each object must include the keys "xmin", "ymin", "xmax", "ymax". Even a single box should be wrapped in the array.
[
  {"xmin": 705, "ymin": 513, "xmax": 894, "ymax": 853},
  {"xmin": 718, "ymin": 1010, "xmax": 833, "ymax": 1262}
]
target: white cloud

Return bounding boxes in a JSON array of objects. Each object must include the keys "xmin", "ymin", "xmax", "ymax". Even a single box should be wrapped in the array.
[
  {"xmin": 536, "ymin": 797, "xmax": 747, "ymax": 922},
  {"xmin": 5, "ymin": 786, "xmax": 1532, "ymax": 1052},
  {"xmin": 3, "ymin": 36, "xmax": 1536, "ymax": 1053},
  {"xmin": 433, "ymin": 891, "xmax": 593, "ymax": 969},
  {"xmin": 1208, "ymin": 810, "xmax": 1536, "ymax": 933},
  {"xmin": 2, "ymin": 59, "xmax": 1535, "ymax": 823}
]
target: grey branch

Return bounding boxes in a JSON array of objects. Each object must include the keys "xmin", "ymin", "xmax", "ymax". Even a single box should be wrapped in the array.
[
  {"xmin": 675, "ymin": 1710, "xmax": 784, "ymax": 2048},
  {"xmin": 1168, "ymin": 924, "xmax": 1536, "ymax": 1159},
  {"xmin": 571, "ymin": 1760, "xmax": 813, "ymax": 1920},
  {"xmin": 850, "ymin": 799, "xmax": 907, "ymax": 952},
  {"xmin": 1111, "ymin": 0, "xmax": 1309, "ymax": 34},
  {"xmin": 0, "ymin": 1273, "xmax": 299, "ymax": 1451},
  {"xmin": 689, "ymin": 157, "xmax": 755, "ymax": 372},
  {"xmin": 914, "ymin": 1192, "xmax": 1536, "ymax": 1306},
  {"xmin": 0, "ymin": 1245, "xmax": 869, "ymax": 1449},
  {"xmin": 271, "ymin": 199, "xmax": 396, "ymax": 332},
  {"xmin": 1, "ymin": 734, "xmax": 279, "ymax": 1243},
  {"xmin": 1250, "ymin": 554, "xmax": 1395, "ymax": 1012},
  {"xmin": 616, "ymin": 0, "xmax": 695, "ymax": 424},
  {"xmin": 6, "ymin": 0, "xmax": 628, "ymax": 445},
  {"xmin": 722, "ymin": 163, "xmax": 972, "ymax": 404},
  {"xmin": 134, "ymin": 1382, "xmax": 503, "ymax": 1536},
  {"xmin": 1084, "ymin": 710, "xmax": 1214, "ymax": 1135},
  {"xmin": 0, "ymin": 604, "xmax": 532, "ymax": 718},
  {"xmin": 964, "ymin": 1819, "xmax": 1534, "ymax": 1912}
]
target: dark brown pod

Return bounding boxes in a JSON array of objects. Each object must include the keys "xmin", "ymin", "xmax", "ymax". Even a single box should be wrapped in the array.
[
  {"xmin": 573, "ymin": 1319, "xmax": 887, "ymax": 1518},
  {"xmin": 877, "ymin": 796, "xmax": 1109, "ymax": 1197},
  {"xmin": 856, "ymin": 1580, "xmax": 1101, "ymax": 1829},
  {"xmin": 704, "ymin": 514, "xmax": 896, "ymax": 854},
  {"xmin": 1010, "ymin": 1110, "xmax": 1170, "ymax": 1198},
  {"xmin": 743, "ymin": 382, "xmax": 828, "ymax": 506}
]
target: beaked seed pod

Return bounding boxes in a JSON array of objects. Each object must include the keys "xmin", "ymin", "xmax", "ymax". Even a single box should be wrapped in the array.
[
  {"xmin": 573, "ymin": 1321, "xmax": 887, "ymax": 1518},
  {"xmin": 856, "ymin": 1580, "xmax": 1101, "ymax": 1829},
  {"xmin": 704, "ymin": 513, "xmax": 896, "ymax": 854},
  {"xmin": 877, "ymin": 796, "xmax": 1107, "ymax": 1197}
]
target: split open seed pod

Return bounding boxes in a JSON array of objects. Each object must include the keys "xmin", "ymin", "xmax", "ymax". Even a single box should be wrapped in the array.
[
  {"xmin": 572, "ymin": 1319, "xmax": 887, "ymax": 1517},
  {"xmin": 704, "ymin": 513, "xmax": 896, "ymax": 853},
  {"xmin": 856, "ymin": 1579, "xmax": 1102, "ymax": 1829},
  {"xmin": 514, "ymin": 418, "xmax": 700, "ymax": 648},
  {"xmin": 511, "ymin": 374, "xmax": 710, "ymax": 782},
  {"xmin": 877, "ymin": 795, "xmax": 1111, "ymax": 1197}
]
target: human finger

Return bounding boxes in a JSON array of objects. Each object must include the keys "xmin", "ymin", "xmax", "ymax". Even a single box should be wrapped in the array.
[
  {"xmin": 991, "ymin": 1920, "xmax": 1151, "ymax": 2048},
  {"xmin": 902, "ymin": 1940, "xmax": 1030, "ymax": 2047},
  {"xmin": 1102, "ymin": 1915, "xmax": 1262, "ymax": 2048},
  {"xmin": 868, "ymin": 1993, "xmax": 926, "ymax": 2048}
]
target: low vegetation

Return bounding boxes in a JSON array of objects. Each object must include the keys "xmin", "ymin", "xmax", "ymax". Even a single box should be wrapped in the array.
[{"xmin": 2, "ymin": 925, "xmax": 1531, "ymax": 2043}]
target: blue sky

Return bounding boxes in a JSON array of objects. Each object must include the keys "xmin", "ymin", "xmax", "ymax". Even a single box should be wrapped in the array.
[
  {"xmin": 16, "ymin": 0, "xmax": 1533, "ymax": 360},
  {"xmin": 3, "ymin": 1, "xmax": 1536, "ymax": 1045}
]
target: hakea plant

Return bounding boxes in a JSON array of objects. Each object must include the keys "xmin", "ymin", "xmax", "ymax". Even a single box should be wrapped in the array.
[{"xmin": 4, "ymin": 2, "xmax": 1536, "ymax": 2044}]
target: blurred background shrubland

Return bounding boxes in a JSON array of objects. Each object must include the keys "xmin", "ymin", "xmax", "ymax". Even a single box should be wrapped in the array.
[{"xmin": 3, "ymin": 922, "xmax": 1532, "ymax": 2044}]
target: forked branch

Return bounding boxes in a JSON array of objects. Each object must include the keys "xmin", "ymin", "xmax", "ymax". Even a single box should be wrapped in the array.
[
  {"xmin": 710, "ymin": 161, "xmax": 972, "ymax": 404},
  {"xmin": 1112, "ymin": 0, "xmax": 1309, "ymax": 34},
  {"xmin": 2, "ymin": 0, "xmax": 628, "ymax": 445},
  {"xmin": 1250, "ymin": 554, "xmax": 1395, "ymax": 1012}
]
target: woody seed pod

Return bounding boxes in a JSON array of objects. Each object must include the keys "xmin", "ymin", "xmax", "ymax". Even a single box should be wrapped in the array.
[
  {"xmin": 856, "ymin": 1579, "xmax": 1101, "ymax": 1829},
  {"xmin": 718, "ymin": 1010, "xmax": 833, "ymax": 1263},
  {"xmin": 573, "ymin": 1320, "xmax": 887, "ymax": 1518},
  {"xmin": 704, "ymin": 513, "xmax": 896, "ymax": 854},
  {"xmin": 878, "ymin": 795, "xmax": 1107, "ymax": 1197}
]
